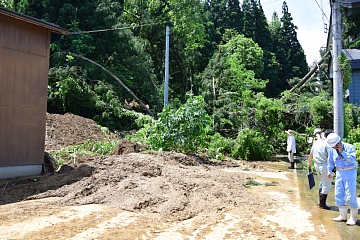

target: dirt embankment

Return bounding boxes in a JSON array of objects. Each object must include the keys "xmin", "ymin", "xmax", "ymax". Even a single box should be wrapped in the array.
[{"xmin": 0, "ymin": 113, "xmax": 335, "ymax": 239}]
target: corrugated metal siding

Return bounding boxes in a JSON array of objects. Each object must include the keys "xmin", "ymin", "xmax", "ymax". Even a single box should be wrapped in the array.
[
  {"xmin": 0, "ymin": 15, "xmax": 48, "ymax": 56},
  {"xmin": 350, "ymin": 61, "xmax": 360, "ymax": 70},
  {"xmin": 0, "ymin": 14, "xmax": 49, "ymax": 167},
  {"xmin": 349, "ymin": 71, "xmax": 360, "ymax": 105}
]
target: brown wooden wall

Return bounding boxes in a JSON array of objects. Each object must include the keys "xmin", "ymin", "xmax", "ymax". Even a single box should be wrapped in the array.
[{"xmin": 0, "ymin": 14, "xmax": 50, "ymax": 167}]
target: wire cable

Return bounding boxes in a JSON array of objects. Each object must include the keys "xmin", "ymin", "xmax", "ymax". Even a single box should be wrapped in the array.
[
  {"xmin": 314, "ymin": 0, "xmax": 330, "ymax": 24},
  {"xmin": 261, "ymin": 0, "xmax": 280, "ymax": 6},
  {"xmin": 68, "ymin": 21, "xmax": 168, "ymax": 35}
]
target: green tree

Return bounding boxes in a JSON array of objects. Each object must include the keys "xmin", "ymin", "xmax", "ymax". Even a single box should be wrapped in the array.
[
  {"xmin": 200, "ymin": 31, "xmax": 266, "ymax": 132},
  {"xmin": 135, "ymin": 94, "xmax": 212, "ymax": 153},
  {"xmin": 14, "ymin": 0, "xmax": 43, "ymax": 17},
  {"xmin": 202, "ymin": 0, "xmax": 229, "ymax": 43},
  {"xmin": 199, "ymin": 0, "xmax": 243, "ymax": 80},
  {"xmin": 231, "ymin": 128, "xmax": 274, "ymax": 160},
  {"xmin": 280, "ymin": 2, "xmax": 308, "ymax": 76},
  {"xmin": 42, "ymin": 1, "xmax": 163, "ymax": 114},
  {"xmin": 0, "ymin": 0, "xmax": 14, "ymax": 8},
  {"xmin": 123, "ymin": 0, "xmax": 207, "ymax": 103},
  {"xmin": 265, "ymin": 12, "xmax": 284, "ymax": 97},
  {"xmin": 241, "ymin": 0, "xmax": 255, "ymax": 39},
  {"xmin": 271, "ymin": 2, "xmax": 308, "ymax": 94},
  {"xmin": 227, "ymin": 0, "xmax": 243, "ymax": 34},
  {"xmin": 251, "ymin": 1, "xmax": 282, "ymax": 98},
  {"xmin": 342, "ymin": 7, "xmax": 360, "ymax": 49},
  {"xmin": 253, "ymin": 0, "xmax": 272, "ymax": 52}
]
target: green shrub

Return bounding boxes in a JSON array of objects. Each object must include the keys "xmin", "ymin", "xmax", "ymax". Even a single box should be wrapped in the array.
[
  {"xmin": 353, "ymin": 142, "xmax": 360, "ymax": 162},
  {"xmin": 207, "ymin": 133, "xmax": 235, "ymax": 160},
  {"xmin": 346, "ymin": 128, "xmax": 360, "ymax": 145},
  {"xmin": 231, "ymin": 128, "xmax": 274, "ymax": 161},
  {"xmin": 133, "ymin": 95, "xmax": 212, "ymax": 153},
  {"xmin": 294, "ymin": 134, "xmax": 311, "ymax": 155}
]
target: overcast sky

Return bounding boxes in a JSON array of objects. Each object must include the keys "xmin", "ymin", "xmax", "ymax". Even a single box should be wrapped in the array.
[{"xmin": 259, "ymin": 0, "xmax": 331, "ymax": 65}]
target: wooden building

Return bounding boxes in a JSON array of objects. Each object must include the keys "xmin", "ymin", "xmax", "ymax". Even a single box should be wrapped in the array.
[
  {"xmin": 0, "ymin": 7, "xmax": 69, "ymax": 179},
  {"xmin": 343, "ymin": 49, "xmax": 360, "ymax": 105},
  {"xmin": 340, "ymin": 0, "xmax": 360, "ymax": 8},
  {"xmin": 327, "ymin": 1, "xmax": 360, "ymax": 106}
]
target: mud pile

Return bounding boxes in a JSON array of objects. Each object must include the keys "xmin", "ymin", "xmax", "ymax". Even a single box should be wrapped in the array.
[{"xmin": 1, "ymin": 113, "xmax": 275, "ymax": 220}]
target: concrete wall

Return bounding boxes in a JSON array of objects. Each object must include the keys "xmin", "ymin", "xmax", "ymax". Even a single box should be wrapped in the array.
[{"xmin": 0, "ymin": 165, "xmax": 42, "ymax": 180}]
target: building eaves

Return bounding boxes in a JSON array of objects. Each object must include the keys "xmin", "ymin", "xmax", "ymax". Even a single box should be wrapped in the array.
[
  {"xmin": 343, "ymin": 49, "xmax": 360, "ymax": 69},
  {"xmin": 0, "ymin": 7, "xmax": 69, "ymax": 34},
  {"xmin": 340, "ymin": 0, "xmax": 360, "ymax": 8}
]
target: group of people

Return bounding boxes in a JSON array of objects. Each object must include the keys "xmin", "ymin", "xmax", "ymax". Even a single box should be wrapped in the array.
[{"xmin": 285, "ymin": 128, "xmax": 358, "ymax": 226}]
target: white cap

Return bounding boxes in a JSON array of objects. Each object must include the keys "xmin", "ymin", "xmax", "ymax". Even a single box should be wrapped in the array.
[
  {"xmin": 285, "ymin": 130, "xmax": 292, "ymax": 135},
  {"xmin": 326, "ymin": 133, "xmax": 341, "ymax": 147},
  {"xmin": 313, "ymin": 128, "xmax": 322, "ymax": 135}
]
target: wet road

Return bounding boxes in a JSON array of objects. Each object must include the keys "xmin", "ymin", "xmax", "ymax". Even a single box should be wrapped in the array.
[
  {"xmin": 1, "ymin": 158, "xmax": 358, "ymax": 239},
  {"xmin": 295, "ymin": 159, "xmax": 360, "ymax": 239}
]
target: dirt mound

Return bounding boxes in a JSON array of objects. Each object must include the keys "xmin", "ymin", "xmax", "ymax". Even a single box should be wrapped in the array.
[
  {"xmin": 111, "ymin": 138, "xmax": 147, "ymax": 155},
  {"xmin": 1, "ymin": 113, "xmax": 274, "ymax": 220},
  {"xmin": 28, "ymin": 152, "xmax": 270, "ymax": 220},
  {"xmin": 45, "ymin": 113, "xmax": 117, "ymax": 151},
  {"xmin": 0, "ymin": 113, "xmax": 340, "ymax": 239}
]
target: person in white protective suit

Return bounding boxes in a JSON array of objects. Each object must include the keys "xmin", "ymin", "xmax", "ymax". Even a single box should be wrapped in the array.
[
  {"xmin": 326, "ymin": 133, "xmax": 358, "ymax": 225},
  {"xmin": 307, "ymin": 128, "xmax": 332, "ymax": 210},
  {"xmin": 285, "ymin": 130, "xmax": 296, "ymax": 169}
]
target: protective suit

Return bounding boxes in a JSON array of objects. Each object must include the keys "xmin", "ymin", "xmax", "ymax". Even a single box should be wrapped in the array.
[
  {"xmin": 308, "ymin": 134, "xmax": 332, "ymax": 209},
  {"xmin": 327, "ymin": 133, "xmax": 358, "ymax": 225},
  {"xmin": 285, "ymin": 130, "xmax": 296, "ymax": 169}
]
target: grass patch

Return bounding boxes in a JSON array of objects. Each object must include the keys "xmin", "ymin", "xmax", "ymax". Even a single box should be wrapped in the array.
[
  {"xmin": 51, "ymin": 139, "xmax": 118, "ymax": 167},
  {"xmin": 243, "ymin": 179, "xmax": 261, "ymax": 188},
  {"xmin": 265, "ymin": 181, "xmax": 279, "ymax": 186}
]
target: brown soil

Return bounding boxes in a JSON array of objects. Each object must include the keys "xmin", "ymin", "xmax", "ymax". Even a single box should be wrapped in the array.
[{"xmin": 0, "ymin": 113, "xmax": 338, "ymax": 239}]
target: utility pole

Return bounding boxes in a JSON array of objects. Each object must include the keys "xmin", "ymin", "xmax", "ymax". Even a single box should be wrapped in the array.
[
  {"xmin": 163, "ymin": 24, "xmax": 170, "ymax": 107},
  {"xmin": 286, "ymin": 50, "xmax": 330, "ymax": 94},
  {"xmin": 332, "ymin": 0, "xmax": 344, "ymax": 138}
]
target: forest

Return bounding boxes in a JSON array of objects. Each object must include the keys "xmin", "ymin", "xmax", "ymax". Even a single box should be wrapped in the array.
[{"xmin": 2, "ymin": 0, "xmax": 360, "ymax": 166}]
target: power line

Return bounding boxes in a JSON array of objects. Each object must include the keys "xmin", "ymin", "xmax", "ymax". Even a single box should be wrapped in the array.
[
  {"xmin": 261, "ymin": 0, "xmax": 280, "ymax": 6},
  {"xmin": 68, "ymin": 21, "xmax": 168, "ymax": 35},
  {"xmin": 314, "ymin": 0, "xmax": 330, "ymax": 24}
]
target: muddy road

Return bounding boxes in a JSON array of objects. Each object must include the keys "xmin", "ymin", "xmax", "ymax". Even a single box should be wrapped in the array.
[
  {"xmin": 0, "ymin": 113, "xmax": 344, "ymax": 239},
  {"xmin": 0, "ymin": 157, "xmax": 340, "ymax": 240}
]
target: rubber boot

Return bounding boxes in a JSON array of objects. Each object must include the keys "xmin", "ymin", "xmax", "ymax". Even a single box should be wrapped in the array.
[
  {"xmin": 288, "ymin": 162, "xmax": 295, "ymax": 169},
  {"xmin": 333, "ymin": 206, "xmax": 347, "ymax": 222},
  {"xmin": 318, "ymin": 194, "xmax": 331, "ymax": 210},
  {"xmin": 346, "ymin": 208, "xmax": 358, "ymax": 225},
  {"xmin": 318, "ymin": 189, "xmax": 322, "ymax": 206}
]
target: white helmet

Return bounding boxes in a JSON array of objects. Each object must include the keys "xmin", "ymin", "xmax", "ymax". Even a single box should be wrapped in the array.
[
  {"xmin": 326, "ymin": 133, "xmax": 341, "ymax": 147},
  {"xmin": 313, "ymin": 128, "xmax": 322, "ymax": 135}
]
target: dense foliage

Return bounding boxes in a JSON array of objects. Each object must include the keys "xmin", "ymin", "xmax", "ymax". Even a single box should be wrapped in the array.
[
  {"xmin": 133, "ymin": 95, "xmax": 212, "ymax": 153},
  {"xmin": 3, "ymin": 0, "xmax": 360, "ymax": 164},
  {"xmin": 6, "ymin": 1, "xmax": 311, "ymax": 112}
]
